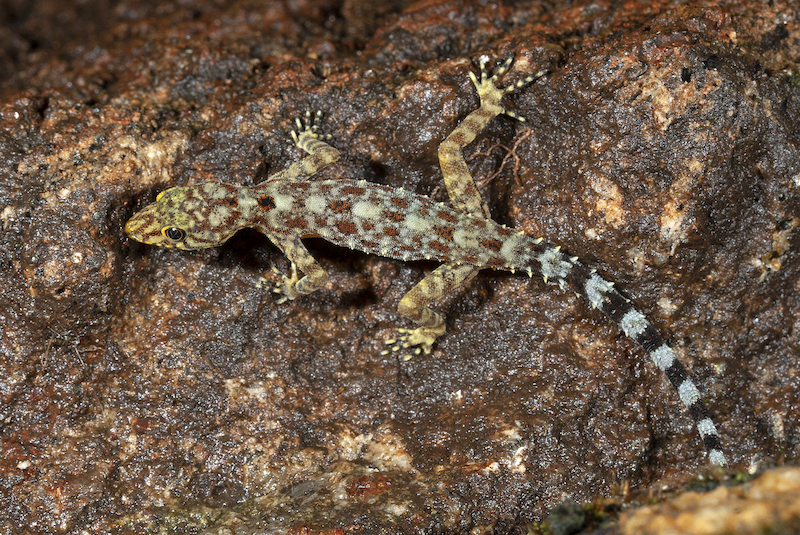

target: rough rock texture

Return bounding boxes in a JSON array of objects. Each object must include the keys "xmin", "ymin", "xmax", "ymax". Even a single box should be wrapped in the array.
[
  {"xmin": 618, "ymin": 466, "xmax": 800, "ymax": 535},
  {"xmin": 1, "ymin": 0, "xmax": 799, "ymax": 534}
]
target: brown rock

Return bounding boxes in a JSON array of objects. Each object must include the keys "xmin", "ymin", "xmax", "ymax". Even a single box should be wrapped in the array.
[
  {"xmin": 1, "ymin": 0, "xmax": 798, "ymax": 533},
  {"xmin": 619, "ymin": 466, "xmax": 800, "ymax": 535}
]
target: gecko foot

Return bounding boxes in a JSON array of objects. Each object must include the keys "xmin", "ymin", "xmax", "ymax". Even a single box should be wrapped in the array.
[
  {"xmin": 291, "ymin": 110, "xmax": 331, "ymax": 148},
  {"xmin": 468, "ymin": 57, "xmax": 547, "ymax": 122},
  {"xmin": 382, "ymin": 324, "xmax": 446, "ymax": 361},
  {"xmin": 260, "ymin": 264, "xmax": 301, "ymax": 304}
]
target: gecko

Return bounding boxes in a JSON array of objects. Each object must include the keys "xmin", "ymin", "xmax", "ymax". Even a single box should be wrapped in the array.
[{"xmin": 125, "ymin": 58, "xmax": 727, "ymax": 467}]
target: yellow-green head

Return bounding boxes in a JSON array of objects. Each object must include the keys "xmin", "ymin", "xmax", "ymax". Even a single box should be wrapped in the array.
[{"xmin": 125, "ymin": 183, "xmax": 249, "ymax": 250}]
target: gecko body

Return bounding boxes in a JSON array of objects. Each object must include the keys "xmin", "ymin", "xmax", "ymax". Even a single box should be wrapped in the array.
[{"xmin": 126, "ymin": 59, "xmax": 727, "ymax": 467}]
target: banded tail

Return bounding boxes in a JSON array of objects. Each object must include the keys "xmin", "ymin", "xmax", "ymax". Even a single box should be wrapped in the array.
[{"xmin": 527, "ymin": 242, "xmax": 727, "ymax": 466}]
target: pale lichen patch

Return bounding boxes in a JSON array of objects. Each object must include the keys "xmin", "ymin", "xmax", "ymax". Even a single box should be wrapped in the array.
[
  {"xmin": 586, "ymin": 169, "xmax": 626, "ymax": 228},
  {"xmin": 660, "ymin": 170, "xmax": 696, "ymax": 255}
]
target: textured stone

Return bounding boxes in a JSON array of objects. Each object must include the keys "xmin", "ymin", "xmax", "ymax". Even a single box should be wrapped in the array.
[{"xmin": 1, "ymin": 0, "xmax": 798, "ymax": 533}]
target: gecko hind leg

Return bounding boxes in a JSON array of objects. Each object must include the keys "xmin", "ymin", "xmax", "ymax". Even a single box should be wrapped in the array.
[
  {"xmin": 383, "ymin": 263, "xmax": 479, "ymax": 360},
  {"xmin": 469, "ymin": 57, "xmax": 547, "ymax": 121},
  {"xmin": 439, "ymin": 58, "xmax": 546, "ymax": 217},
  {"xmin": 385, "ymin": 59, "xmax": 547, "ymax": 358}
]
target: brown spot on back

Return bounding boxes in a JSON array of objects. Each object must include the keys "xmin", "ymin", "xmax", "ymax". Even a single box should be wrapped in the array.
[
  {"xmin": 346, "ymin": 474, "xmax": 392, "ymax": 498},
  {"xmin": 290, "ymin": 182, "xmax": 311, "ymax": 190},
  {"xmin": 360, "ymin": 239, "xmax": 379, "ymax": 249},
  {"xmin": 487, "ymin": 257, "xmax": 506, "ymax": 268},
  {"xmin": 391, "ymin": 197, "xmax": 410, "ymax": 208},
  {"xmin": 481, "ymin": 238, "xmax": 502, "ymax": 252},
  {"xmin": 329, "ymin": 200, "xmax": 351, "ymax": 213},
  {"xmin": 428, "ymin": 241, "xmax": 450, "ymax": 255},
  {"xmin": 434, "ymin": 225, "xmax": 454, "ymax": 241},
  {"xmin": 214, "ymin": 198, "xmax": 237, "ymax": 208},
  {"xmin": 341, "ymin": 186, "xmax": 366, "ymax": 196},
  {"xmin": 258, "ymin": 195, "xmax": 276, "ymax": 209},
  {"xmin": 285, "ymin": 217, "xmax": 307, "ymax": 229},
  {"xmin": 383, "ymin": 227, "xmax": 400, "ymax": 238},
  {"xmin": 437, "ymin": 210, "xmax": 457, "ymax": 223},
  {"xmin": 385, "ymin": 211, "xmax": 404, "ymax": 223},
  {"xmin": 335, "ymin": 220, "xmax": 358, "ymax": 235}
]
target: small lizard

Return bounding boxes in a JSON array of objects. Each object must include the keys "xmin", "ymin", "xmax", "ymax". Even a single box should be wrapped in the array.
[{"xmin": 125, "ymin": 58, "xmax": 727, "ymax": 467}]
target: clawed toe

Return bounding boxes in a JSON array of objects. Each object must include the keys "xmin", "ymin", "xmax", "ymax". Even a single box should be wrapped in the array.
[
  {"xmin": 291, "ymin": 110, "xmax": 331, "ymax": 145},
  {"xmin": 381, "ymin": 324, "xmax": 446, "ymax": 361},
  {"xmin": 259, "ymin": 264, "xmax": 301, "ymax": 304},
  {"xmin": 469, "ymin": 57, "xmax": 548, "ymax": 122}
]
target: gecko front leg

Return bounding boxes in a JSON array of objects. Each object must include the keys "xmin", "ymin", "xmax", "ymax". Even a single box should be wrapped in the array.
[
  {"xmin": 269, "ymin": 263, "xmax": 301, "ymax": 304},
  {"xmin": 263, "ymin": 234, "xmax": 330, "ymax": 303},
  {"xmin": 262, "ymin": 110, "xmax": 341, "ymax": 184},
  {"xmin": 257, "ymin": 111, "xmax": 337, "ymax": 302}
]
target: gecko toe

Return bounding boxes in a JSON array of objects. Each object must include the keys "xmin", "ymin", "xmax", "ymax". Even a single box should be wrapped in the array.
[{"xmin": 381, "ymin": 325, "xmax": 444, "ymax": 360}]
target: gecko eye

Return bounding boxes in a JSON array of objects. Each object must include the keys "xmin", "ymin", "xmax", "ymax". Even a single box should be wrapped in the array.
[{"xmin": 163, "ymin": 227, "xmax": 186, "ymax": 241}]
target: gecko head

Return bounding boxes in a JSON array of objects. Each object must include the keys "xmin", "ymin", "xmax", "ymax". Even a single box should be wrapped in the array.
[{"xmin": 125, "ymin": 183, "xmax": 245, "ymax": 250}]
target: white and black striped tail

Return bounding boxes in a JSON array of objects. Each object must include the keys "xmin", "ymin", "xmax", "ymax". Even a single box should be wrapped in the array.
[{"xmin": 529, "ymin": 243, "xmax": 727, "ymax": 466}]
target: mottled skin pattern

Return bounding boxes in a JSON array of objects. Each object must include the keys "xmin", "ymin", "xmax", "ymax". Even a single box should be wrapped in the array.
[{"xmin": 125, "ymin": 59, "xmax": 727, "ymax": 467}]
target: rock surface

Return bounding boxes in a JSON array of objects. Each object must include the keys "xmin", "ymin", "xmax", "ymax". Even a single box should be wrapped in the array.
[
  {"xmin": 1, "ymin": 0, "xmax": 798, "ymax": 533},
  {"xmin": 618, "ymin": 466, "xmax": 800, "ymax": 535}
]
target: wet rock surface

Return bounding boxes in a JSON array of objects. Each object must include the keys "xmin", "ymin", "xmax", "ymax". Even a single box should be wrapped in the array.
[{"xmin": 1, "ymin": 1, "xmax": 798, "ymax": 533}]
